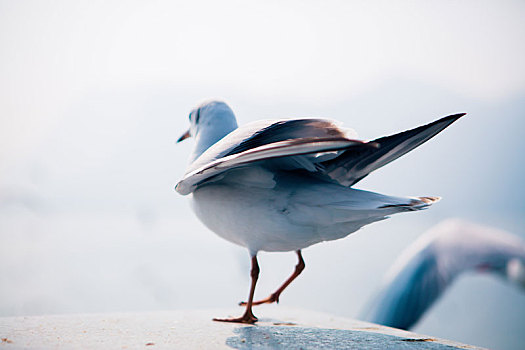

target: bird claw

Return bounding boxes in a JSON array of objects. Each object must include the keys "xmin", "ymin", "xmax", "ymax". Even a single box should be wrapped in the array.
[{"xmin": 213, "ymin": 314, "xmax": 258, "ymax": 324}]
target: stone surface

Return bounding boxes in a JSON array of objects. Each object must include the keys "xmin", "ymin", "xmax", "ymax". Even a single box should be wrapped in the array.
[{"xmin": 0, "ymin": 307, "xmax": 484, "ymax": 349}]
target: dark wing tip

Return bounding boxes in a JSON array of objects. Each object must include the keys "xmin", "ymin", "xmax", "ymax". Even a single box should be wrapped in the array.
[
  {"xmin": 442, "ymin": 112, "xmax": 466, "ymax": 124},
  {"xmin": 420, "ymin": 112, "xmax": 466, "ymax": 134}
]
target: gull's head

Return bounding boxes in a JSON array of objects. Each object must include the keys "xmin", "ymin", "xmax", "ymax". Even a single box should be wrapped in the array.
[
  {"xmin": 476, "ymin": 257, "xmax": 525, "ymax": 290},
  {"xmin": 177, "ymin": 100, "xmax": 238, "ymax": 142},
  {"xmin": 507, "ymin": 258, "xmax": 525, "ymax": 289},
  {"xmin": 178, "ymin": 100, "xmax": 239, "ymax": 161}
]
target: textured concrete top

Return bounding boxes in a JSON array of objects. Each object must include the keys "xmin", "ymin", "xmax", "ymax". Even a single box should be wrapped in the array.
[{"xmin": 0, "ymin": 307, "xmax": 483, "ymax": 349}]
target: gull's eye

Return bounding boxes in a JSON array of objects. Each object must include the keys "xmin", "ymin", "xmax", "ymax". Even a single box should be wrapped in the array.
[
  {"xmin": 188, "ymin": 112, "xmax": 192, "ymax": 121},
  {"xmin": 195, "ymin": 108, "xmax": 201, "ymax": 124}
]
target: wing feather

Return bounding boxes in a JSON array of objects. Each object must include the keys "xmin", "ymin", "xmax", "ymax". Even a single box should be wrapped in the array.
[
  {"xmin": 176, "ymin": 137, "xmax": 373, "ymax": 195},
  {"xmin": 365, "ymin": 251, "xmax": 447, "ymax": 330},
  {"xmin": 322, "ymin": 113, "xmax": 465, "ymax": 186},
  {"xmin": 177, "ymin": 114, "xmax": 464, "ymax": 195},
  {"xmin": 186, "ymin": 118, "xmax": 356, "ymax": 175}
]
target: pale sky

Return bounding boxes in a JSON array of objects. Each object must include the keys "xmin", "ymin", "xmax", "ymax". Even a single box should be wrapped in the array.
[{"xmin": 1, "ymin": 0, "xmax": 525, "ymax": 165}]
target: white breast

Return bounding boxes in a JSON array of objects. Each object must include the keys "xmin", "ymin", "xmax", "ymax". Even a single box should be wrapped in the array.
[{"xmin": 188, "ymin": 171, "xmax": 321, "ymax": 255}]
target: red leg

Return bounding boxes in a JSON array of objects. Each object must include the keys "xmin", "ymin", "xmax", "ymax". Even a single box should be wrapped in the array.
[
  {"xmin": 213, "ymin": 255, "xmax": 259, "ymax": 324},
  {"xmin": 240, "ymin": 250, "xmax": 305, "ymax": 306}
]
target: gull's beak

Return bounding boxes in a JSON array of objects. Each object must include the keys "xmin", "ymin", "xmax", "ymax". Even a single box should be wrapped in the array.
[{"xmin": 177, "ymin": 129, "xmax": 191, "ymax": 143}]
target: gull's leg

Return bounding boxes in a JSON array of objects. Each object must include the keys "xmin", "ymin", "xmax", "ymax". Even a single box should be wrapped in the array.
[
  {"xmin": 240, "ymin": 250, "xmax": 305, "ymax": 306},
  {"xmin": 213, "ymin": 255, "xmax": 259, "ymax": 324}
]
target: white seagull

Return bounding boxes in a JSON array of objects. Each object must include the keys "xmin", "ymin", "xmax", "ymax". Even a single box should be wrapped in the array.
[
  {"xmin": 176, "ymin": 100, "xmax": 464, "ymax": 323},
  {"xmin": 363, "ymin": 219, "xmax": 525, "ymax": 330}
]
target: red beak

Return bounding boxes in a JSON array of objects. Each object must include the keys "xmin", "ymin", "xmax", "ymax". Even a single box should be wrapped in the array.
[{"xmin": 177, "ymin": 129, "xmax": 191, "ymax": 143}]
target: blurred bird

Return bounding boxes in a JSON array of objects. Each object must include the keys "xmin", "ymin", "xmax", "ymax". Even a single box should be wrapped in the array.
[
  {"xmin": 176, "ymin": 100, "xmax": 463, "ymax": 323},
  {"xmin": 363, "ymin": 219, "xmax": 525, "ymax": 330}
]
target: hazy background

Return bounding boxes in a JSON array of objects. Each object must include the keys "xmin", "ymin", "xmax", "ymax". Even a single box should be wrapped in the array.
[{"xmin": 1, "ymin": 1, "xmax": 524, "ymax": 349}]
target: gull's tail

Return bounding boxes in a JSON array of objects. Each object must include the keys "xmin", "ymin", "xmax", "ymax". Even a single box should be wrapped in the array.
[
  {"xmin": 292, "ymin": 186, "xmax": 443, "ymax": 243},
  {"xmin": 379, "ymin": 196, "xmax": 441, "ymax": 211}
]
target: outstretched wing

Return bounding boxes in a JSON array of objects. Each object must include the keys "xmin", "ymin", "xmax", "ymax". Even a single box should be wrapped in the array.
[
  {"xmin": 176, "ymin": 137, "xmax": 374, "ymax": 195},
  {"xmin": 223, "ymin": 118, "xmax": 355, "ymax": 155},
  {"xmin": 363, "ymin": 219, "xmax": 525, "ymax": 330},
  {"xmin": 185, "ymin": 118, "xmax": 357, "ymax": 174},
  {"xmin": 176, "ymin": 114, "xmax": 464, "ymax": 195},
  {"xmin": 364, "ymin": 250, "xmax": 447, "ymax": 330},
  {"xmin": 321, "ymin": 113, "xmax": 465, "ymax": 186}
]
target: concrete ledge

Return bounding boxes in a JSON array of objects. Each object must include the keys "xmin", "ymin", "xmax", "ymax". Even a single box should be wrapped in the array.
[{"xmin": 0, "ymin": 308, "xmax": 483, "ymax": 349}]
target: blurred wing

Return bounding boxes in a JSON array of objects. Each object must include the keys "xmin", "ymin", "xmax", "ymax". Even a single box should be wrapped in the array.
[
  {"xmin": 176, "ymin": 137, "xmax": 373, "ymax": 195},
  {"xmin": 363, "ymin": 218, "xmax": 525, "ymax": 330},
  {"xmin": 364, "ymin": 251, "xmax": 448, "ymax": 330},
  {"xmin": 322, "ymin": 113, "xmax": 465, "ymax": 186}
]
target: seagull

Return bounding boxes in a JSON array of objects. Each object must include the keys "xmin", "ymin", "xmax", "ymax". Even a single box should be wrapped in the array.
[
  {"xmin": 363, "ymin": 219, "xmax": 525, "ymax": 330},
  {"xmin": 176, "ymin": 100, "xmax": 464, "ymax": 324}
]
